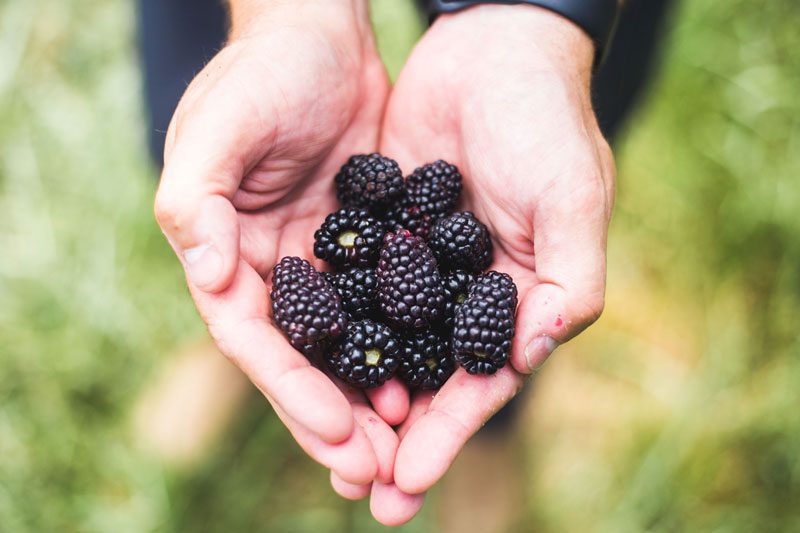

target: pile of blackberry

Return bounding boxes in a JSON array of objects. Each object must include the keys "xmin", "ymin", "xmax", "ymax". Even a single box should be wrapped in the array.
[{"xmin": 271, "ymin": 154, "xmax": 517, "ymax": 390}]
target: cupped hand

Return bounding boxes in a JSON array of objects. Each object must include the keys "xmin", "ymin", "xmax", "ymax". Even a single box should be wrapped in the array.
[
  {"xmin": 153, "ymin": 1, "xmax": 417, "ymax": 512},
  {"xmin": 377, "ymin": 4, "xmax": 616, "ymax": 514}
]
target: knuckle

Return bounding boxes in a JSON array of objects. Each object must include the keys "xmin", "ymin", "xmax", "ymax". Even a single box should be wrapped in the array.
[{"xmin": 577, "ymin": 290, "xmax": 605, "ymax": 326}]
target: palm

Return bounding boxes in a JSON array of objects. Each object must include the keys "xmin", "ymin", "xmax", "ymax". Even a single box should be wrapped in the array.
[
  {"xmin": 378, "ymin": 13, "xmax": 612, "ymax": 495},
  {"xmin": 158, "ymin": 29, "xmax": 416, "ymax": 494}
]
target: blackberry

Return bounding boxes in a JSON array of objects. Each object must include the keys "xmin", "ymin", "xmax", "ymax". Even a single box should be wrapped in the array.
[
  {"xmin": 405, "ymin": 160, "xmax": 462, "ymax": 218},
  {"xmin": 440, "ymin": 270, "xmax": 475, "ymax": 331},
  {"xmin": 322, "ymin": 268, "xmax": 379, "ymax": 319},
  {"xmin": 429, "ymin": 211, "xmax": 493, "ymax": 273},
  {"xmin": 376, "ymin": 230, "xmax": 445, "ymax": 330},
  {"xmin": 383, "ymin": 196, "xmax": 434, "ymax": 240},
  {"xmin": 314, "ymin": 207, "xmax": 386, "ymax": 268},
  {"xmin": 326, "ymin": 319, "xmax": 400, "ymax": 388},
  {"xmin": 335, "ymin": 153, "xmax": 404, "ymax": 214},
  {"xmin": 452, "ymin": 271, "xmax": 517, "ymax": 375},
  {"xmin": 271, "ymin": 257, "xmax": 347, "ymax": 356},
  {"xmin": 399, "ymin": 330, "xmax": 455, "ymax": 390}
]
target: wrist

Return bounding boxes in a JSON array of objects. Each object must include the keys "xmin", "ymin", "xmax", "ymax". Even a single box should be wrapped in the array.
[
  {"xmin": 228, "ymin": 0, "xmax": 366, "ymax": 42},
  {"xmin": 431, "ymin": 4, "xmax": 595, "ymax": 88}
]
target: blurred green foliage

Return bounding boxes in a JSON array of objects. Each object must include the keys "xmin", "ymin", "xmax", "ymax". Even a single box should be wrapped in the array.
[{"xmin": 0, "ymin": 0, "xmax": 798, "ymax": 531}]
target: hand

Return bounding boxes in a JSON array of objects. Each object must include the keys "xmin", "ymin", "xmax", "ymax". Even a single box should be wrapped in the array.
[
  {"xmin": 153, "ymin": 1, "xmax": 420, "ymax": 519},
  {"xmin": 377, "ymin": 4, "xmax": 616, "ymax": 517}
]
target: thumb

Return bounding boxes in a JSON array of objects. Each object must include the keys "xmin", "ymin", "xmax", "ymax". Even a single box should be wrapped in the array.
[
  {"xmin": 153, "ymin": 84, "xmax": 258, "ymax": 293},
  {"xmin": 511, "ymin": 163, "xmax": 613, "ymax": 374}
]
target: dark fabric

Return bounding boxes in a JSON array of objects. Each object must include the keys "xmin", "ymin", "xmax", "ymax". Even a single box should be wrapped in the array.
[
  {"xmin": 592, "ymin": 0, "xmax": 675, "ymax": 141},
  {"xmin": 137, "ymin": 0, "xmax": 228, "ymax": 166},
  {"xmin": 422, "ymin": 0, "xmax": 620, "ymax": 65},
  {"xmin": 137, "ymin": 0, "xmax": 674, "ymax": 432}
]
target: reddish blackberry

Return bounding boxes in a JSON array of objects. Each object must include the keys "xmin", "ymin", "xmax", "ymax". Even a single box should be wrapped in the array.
[
  {"xmin": 376, "ymin": 230, "xmax": 446, "ymax": 330},
  {"xmin": 383, "ymin": 195, "xmax": 434, "ymax": 240},
  {"xmin": 322, "ymin": 268, "xmax": 378, "ymax": 320},
  {"xmin": 326, "ymin": 319, "xmax": 400, "ymax": 388},
  {"xmin": 314, "ymin": 207, "xmax": 386, "ymax": 268},
  {"xmin": 440, "ymin": 270, "xmax": 475, "ymax": 330},
  {"xmin": 399, "ymin": 330, "xmax": 455, "ymax": 390},
  {"xmin": 405, "ymin": 160, "xmax": 462, "ymax": 218},
  {"xmin": 453, "ymin": 271, "xmax": 517, "ymax": 375},
  {"xmin": 335, "ymin": 153, "xmax": 404, "ymax": 214},
  {"xmin": 271, "ymin": 257, "xmax": 347, "ymax": 356},
  {"xmin": 429, "ymin": 211, "xmax": 493, "ymax": 273}
]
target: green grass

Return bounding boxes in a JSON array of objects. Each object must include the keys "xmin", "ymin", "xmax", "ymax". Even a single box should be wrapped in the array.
[{"xmin": 1, "ymin": 0, "xmax": 799, "ymax": 531}]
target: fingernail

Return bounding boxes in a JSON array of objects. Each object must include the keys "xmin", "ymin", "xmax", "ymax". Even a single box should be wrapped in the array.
[
  {"xmin": 524, "ymin": 335, "xmax": 559, "ymax": 372},
  {"xmin": 184, "ymin": 242, "xmax": 222, "ymax": 290}
]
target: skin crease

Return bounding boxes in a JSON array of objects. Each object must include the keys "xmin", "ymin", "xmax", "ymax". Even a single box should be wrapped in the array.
[
  {"xmin": 155, "ymin": 0, "xmax": 410, "ymax": 504},
  {"xmin": 154, "ymin": 0, "xmax": 615, "ymax": 527},
  {"xmin": 376, "ymin": 6, "xmax": 615, "ymax": 510}
]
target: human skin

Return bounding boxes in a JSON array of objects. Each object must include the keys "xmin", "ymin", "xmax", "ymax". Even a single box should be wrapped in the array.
[
  {"xmin": 362, "ymin": 4, "xmax": 615, "ymax": 520},
  {"xmin": 153, "ymin": 0, "xmax": 424, "ymax": 522},
  {"xmin": 153, "ymin": 0, "xmax": 614, "ymax": 526}
]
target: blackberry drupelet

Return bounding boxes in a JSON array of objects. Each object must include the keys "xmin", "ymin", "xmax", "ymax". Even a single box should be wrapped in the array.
[
  {"xmin": 335, "ymin": 153, "xmax": 404, "ymax": 214},
  {"xmin": 405, "ymin": 160, "xmax": 462, "ymax": 218},
  {"xmin": 383, "ymin": 195, "xmax": 434, "ymax": 240},
  {"xmin": 322, "ymin": 268, "xmax": 379, "ymax": 320},
  {"xmin": 399, "ymin": 330, "xmax": 455, "ymax": 390},
  {"xmin": 327, "ymin": 319, "xmax": 400, "ymax": 388},
  {"xmin": 313, "ymin": 207, "xmax": 386, "ymax": 268},
  {"xmin": 440, "ymin": 270, "xmax": 475, "ymax": 331},
  {"xmin": 376, "ymin": 230, "xmax": 446, "ymax": 330},
  {"xmin": 452, "ymin": 271, "xmax": 518, "ymax": 374},
  {"xmin": 429, "ymin": 211, "xmax": 493, "ymax": 273},
  {"xmin": 271, "ymin": 257, "xmax": 347, "ymax": 356}
]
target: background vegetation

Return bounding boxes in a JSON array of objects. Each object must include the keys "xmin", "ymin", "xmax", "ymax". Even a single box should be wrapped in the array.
[{"xmin": 1, "ymin": 0, "xmax": 798, "ymax": 531}]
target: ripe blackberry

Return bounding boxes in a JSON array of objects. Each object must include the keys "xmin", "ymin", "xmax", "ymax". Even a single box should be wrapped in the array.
[
  {"xmin": 405, "ymin": 160, "xmax": 462, "ymax": 218},
  {"xmin": 326, "ymin": 319, "xmax": 400, "ymax": 388},
  {"xmin": 271, "ymin": 257, "xmax": 347, "ymax": 356},
  {"xmin": 383, "ymin": 196, "xmax": 434, "ymax": 240},
  {"xmin": 376, "ymin": 230, "xmax": 445, "ymax": 330},
  {"xmin": 335, "ymin": 153, "xmax": 404, "ymax": 214},
  {"xmin": 452, "ymin": 271, "xmax": 517, "ymax": 375},
  {"xmin": 429, "ymin": 211, "xmax": 493, "ymax": 273},
  {"xmin": 314, "ymin": 207, "xmax": 386, "ymax": 268},
  {"xmin": 399, "ymin": 330, "xmax": 455, "ymax": 390},
  {"xmin": 440, "ymin": 270, "xmax": 475, "ymax": 330},
  {"xmin": 322, "ymin": 268, "xmax": 379, "ymax": 319}
]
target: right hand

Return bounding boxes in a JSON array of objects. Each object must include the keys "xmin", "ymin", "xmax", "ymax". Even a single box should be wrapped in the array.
[{"xmin": 153, "ymin": 1, "xmax": 420, "ymax": 522}]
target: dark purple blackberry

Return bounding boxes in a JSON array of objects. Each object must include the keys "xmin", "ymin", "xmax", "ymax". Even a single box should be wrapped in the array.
[
  {"xmin": 405, "ymin": 160, "xmax": 462, "ymax": 218},
  {"xmin": 271, "ymin": 257, "xmax": 347, "ymax": 356},
  {"xmin": 314, "ymin": 207, "xmax": 386, "ymax": 268},
  {"xmin": 383, "ymin": 195, "xmax": 434, "ymax": 240},
  {"xmin": 452, "ymin": 271, "xmax": 517, "ymax": 375},
  {"xmin": 322, "ymin": 268, "xmax": 378, "ymax": 319},
  {"xmin": 440, "ymin": 270, "xmax": 475, "ymax": 331},
  {"xmin": 335, "ymin": 153, "xmax": 404, "ymax": 214},
  {"xmin": 399, "ymin": 330, "xmax": 455, "ymax": 390},
  {"xmin": 428, "ymin": 211, "xmax": 493, "ymax": 273},
  {"xmin": 376, "ymin": 230, "xmax": 446, "ymax": 330},
  {"xmin": 326, "ymin": 319, "xmax": 400, "ymax": 388}
]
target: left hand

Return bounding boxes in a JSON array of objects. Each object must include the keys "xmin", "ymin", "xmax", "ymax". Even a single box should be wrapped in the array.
[{"xmin": 373, "ymin": 4, "xmax": 616, "ymax": 521}]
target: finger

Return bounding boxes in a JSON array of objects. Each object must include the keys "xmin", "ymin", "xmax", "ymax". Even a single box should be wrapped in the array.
[
  {"xmin": 369, "ymin": 482, "xmax": 426, "ymax": 527},
  {"xmin": 512, "ymin": 153, "xmax": 614, "ymax": 374},
  {"xmin": 394, "ymin": 367, "xmax": 524, "ymax": 494},
  {"xmin": 397, "ymin": 390, "xmax": 435, "ymax": 440},
  {"xmin": 330, "ymin": 472, "xmax": 371, "ymax": 500},
  {"xmin": 270, "ymin": 399, "xmax": 378, "ymax": 485},
  {"xmin": 190, "ymin": 260, "xmax": 354, "ymax": 443},
  {"xmin": 154, "ymin": 51, "xmax": 279, "ymax": 293},
  {"xmin": 365, "ymin": 378, "xmax": 410, "ymax": 426},
  {"xmin": 352, "ymin": 404, "xmax": 399, "ymax": 484}
]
